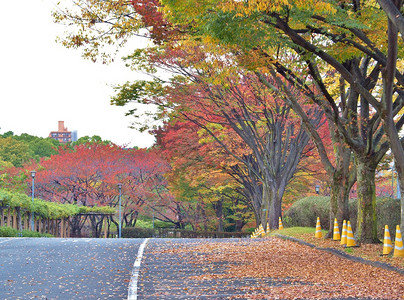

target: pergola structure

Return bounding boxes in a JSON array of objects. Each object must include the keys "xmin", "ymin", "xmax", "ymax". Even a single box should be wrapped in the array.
[{"xmin": 0, "ymin": 203, "xmax": 114, "ymax": 238}]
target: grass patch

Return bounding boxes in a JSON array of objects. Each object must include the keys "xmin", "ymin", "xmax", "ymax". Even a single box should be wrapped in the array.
[
  {"xmin": 270, "ymin": 227, "xmax": 327, "ymax": 239},
  {"xmin": 344, "ymin": 247, "xmax": 354, "ymax": 254}
]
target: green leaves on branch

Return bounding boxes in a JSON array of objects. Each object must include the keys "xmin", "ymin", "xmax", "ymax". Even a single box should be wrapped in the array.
[
  {"xmin": 0, "ymin": 189, "xmax": 115, "ymax": 219},
  {"xmin": 111, "ymin": 78, "xmax": 171, "ymax": 132}
]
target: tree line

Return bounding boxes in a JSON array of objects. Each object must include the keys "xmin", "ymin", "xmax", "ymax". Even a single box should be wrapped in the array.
[{"xmin": 4, "ymin": 1, "xmax": 404, "ymax": 242}]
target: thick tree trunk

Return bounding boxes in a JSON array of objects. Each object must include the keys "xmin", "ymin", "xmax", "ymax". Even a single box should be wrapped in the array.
[
  {"xmin": 213, "ymin": 199, "xmax": 224, "ymax": 232},
  {"xmin": 268, "ymin": 190, "xmax": 282, "ymax": 230},
  {"xmin": 328, "ymin": 171, "xmax": 351, "ymax": 237},
  {"xmin": 356, "ymin": 158, "xmax": 379, "ymax": 243},
  {"xmin": 260, "ymin": 183, "xmax": 271, "ymax": 226}
]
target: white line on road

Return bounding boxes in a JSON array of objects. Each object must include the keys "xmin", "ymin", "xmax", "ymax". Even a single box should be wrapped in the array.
[
  {"xmin": 127, "ymin": 238, "xmax": 150, "ymax": 300},
  {"xmin": 0, "ymin": 239, "xmax": 12, "ymax": 244}
]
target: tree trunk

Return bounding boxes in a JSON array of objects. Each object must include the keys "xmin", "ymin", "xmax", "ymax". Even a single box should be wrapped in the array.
[
  {"xmin": 260, "ymin": 183, "xmax": 271, "ymax": 226},
  {"xmin": 16, "ymin": 207, "xmax": 21, "ymax": 231},
  {"xmin": 268, "ymin": 188, "xmax": 282, "ymax": 230},
  {"xmin": 213, "ymin": 199, "xmax": 224, "ymax": 232},
  {"xmin": 356, "ymin": 157, "xmax": 379, "ymax": 243},
  {"xmin": 328, "ymin": 170, "xmax": 351, "ymax": 237}
]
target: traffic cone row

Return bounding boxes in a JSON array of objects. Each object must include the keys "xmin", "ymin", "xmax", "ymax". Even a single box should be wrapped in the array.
[
  {"xmin": 312, "ymin": 217, "xmax": 404, "ymax": 257},
  {"xmin": 250, "ymin": 217, "xmax": 286, "ymax": 238},
  {"xmin": 251, "ymin": 226, "xmax": 260, "ymax": 238},
  {"xmin": 251, "ymin": 224, "xmax": 265, "ymax": 238},
  {"xmin": 316, "ymin": 217, "xmax": 356, "ymax": 247}
]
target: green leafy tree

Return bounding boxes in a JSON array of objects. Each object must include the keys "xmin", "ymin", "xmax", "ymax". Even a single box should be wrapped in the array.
[{"xmin": 0, "ymin": 137, "xmax": 32, "ymax": 167}]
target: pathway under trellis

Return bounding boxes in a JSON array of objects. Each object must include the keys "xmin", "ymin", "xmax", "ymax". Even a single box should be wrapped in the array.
[{"xmin": 71, "ymin": 212, "xmax": 115, "ymax": 238}]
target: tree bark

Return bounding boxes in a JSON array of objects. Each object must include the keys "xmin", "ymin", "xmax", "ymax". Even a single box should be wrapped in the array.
[
  {"xmin": 268, "ymin": 188, "xmax": 282, "ymax": 230},
  {"xmin": 328, "ymin": 167, "xmax": 352, "ymax": 237},
  {"xmin": 260, "ymin": 183, "xmax": 271, "ymax": 226},
  {"xmin": 355, "ymin": 157, "xmax": 379, "ymax": 243},
  {"xmin": 213, "ymin": 198, "xmax": 224, "ymax": 232}
]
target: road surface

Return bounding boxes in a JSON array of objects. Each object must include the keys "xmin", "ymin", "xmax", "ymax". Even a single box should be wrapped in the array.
[{"xmin": 1, "ymin": 237, "xmax": 403, "ymax": 299}]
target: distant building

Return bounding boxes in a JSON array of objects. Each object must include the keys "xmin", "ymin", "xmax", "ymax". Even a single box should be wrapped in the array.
[
  {"xmin": 71, "ymin": 130, "xmax": 78, "ymax": 142},
  {"xmin": 49, "ymin": 121, "xmax": 72, "ymax": 144}
]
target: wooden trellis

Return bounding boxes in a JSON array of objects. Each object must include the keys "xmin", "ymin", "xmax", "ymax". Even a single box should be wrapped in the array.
[{"xmin": 0, "ymin": 205, "xmax": 71, "ymax": 237}]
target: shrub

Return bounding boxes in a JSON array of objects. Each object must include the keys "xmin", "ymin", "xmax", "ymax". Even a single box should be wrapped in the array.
[
  {"xmin": 122, "ymin": 227, "xmax": 155, "ymax": 238},
  {"xmin": 0, "ymin": 226, "xmax": 17, "ymax": 237},
  {"xmin": 0, "ymin": 226, "xmax": 53, "ymax": 237},
  {"xmin": 376, "ymin": 197, "xmax": 400, "ymax": 239},
  {"xmin": 284, "ymin": 196, "xmax": 330, "ymax": 228},
  {"xmin": 284, "ymin": 196, "xmax": 399, "ymax": 239}
]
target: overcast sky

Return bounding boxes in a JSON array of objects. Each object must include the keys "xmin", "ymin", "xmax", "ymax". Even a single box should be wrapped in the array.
[{"xmin": 0, "ymin": 0, "xmax": 155, "ymax": 148}]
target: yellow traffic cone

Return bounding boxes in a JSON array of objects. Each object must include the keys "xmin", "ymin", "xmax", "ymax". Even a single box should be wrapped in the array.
[
  {"xmin": 333, "ymin": 218, "xmax": 341, "ymax": 241},
  {"xmin": 346, "ymin": 221, "xmax": 356, "ymax": 247},
  {"xmin": 266, "ymin": 222, "xmax": 270, "ymax": 233},
  {"xmin": 315, "ymin": 217, "xmax": 322, "ymax": 238},
  {"xmin": 383, "ymin": 225, "xmax": 393, "ymax": 255},
  {"xmin": 393, "ymin": 225, "xmax": 404, "ymax": 258},
  {"xmin": 340, "ymin": 220, "xmax": 347, "ymax": 246},
  {"xmin": 279, "ymin": 217, "xmax": 284, "ymax": 230}
]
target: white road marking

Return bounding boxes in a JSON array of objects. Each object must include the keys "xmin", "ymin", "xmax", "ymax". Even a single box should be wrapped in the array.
[
  {"xmin": 0, "ymin": 239, "xmax": 13, "ymax": 244},
  {"xmin": 127, "ymin": 238, "xmax": 150, "ymax": 300}
]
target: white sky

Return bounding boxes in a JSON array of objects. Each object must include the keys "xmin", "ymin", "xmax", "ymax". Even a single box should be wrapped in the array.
[{"xmin": 0, "ymin": 0, "xmax": 155, "ymax": 148}]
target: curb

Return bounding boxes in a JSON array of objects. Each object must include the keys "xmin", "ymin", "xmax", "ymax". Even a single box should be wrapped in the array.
[{"xmin": 274, "ymin": 233, "xmax": 404, "ymax": 276}]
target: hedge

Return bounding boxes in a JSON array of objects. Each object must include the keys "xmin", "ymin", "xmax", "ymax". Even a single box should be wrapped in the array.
[
  {"xmin": 0, "ymin": 189, "xmax": 115, "ymax": 219},
  {"xmin": 122, "ymin": 227, "xmax": 155, "ymax": 238},
  {"xmin": 284, "ymin": 196, "xmax": 400, "ymax": 239},
  {"xmin": 0, "ymin": 226, "xmax": 53, "ymax": 238}
]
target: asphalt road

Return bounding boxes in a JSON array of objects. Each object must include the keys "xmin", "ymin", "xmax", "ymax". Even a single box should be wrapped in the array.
[{"xmin": 0, "ymin": 237, "xmax": 142, "ymax": 299}]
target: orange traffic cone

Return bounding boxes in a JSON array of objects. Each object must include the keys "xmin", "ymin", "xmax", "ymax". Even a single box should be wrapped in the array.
[
  {"xmin": 278, "ymin": 217, "xmax": 284, "ymax": 230},
  {"xmin": 346, "ymin": 221, "xmax": 356, "ymax": 247},
  {"xmin": 393, "ymin": 225, "xmax": 404, "ymax": 258},
  {"xmin": 340, "ymin": 220, "xmax": 347, "ymax": 246},
  {"xmin": 333, "ymin": 218, "xmax": 341, "ymax": 241},
  {"xmin": 259, "ymin": 224, "xmax": 264, "ymax": 237},
  {"xmin": 383, "ymin": 225, "xmax": 393, "ymax": 255},
  {"xmin": 266, "ymin": 222, "xmax": 270, "ymax": 233},
  {"xmin": 315, "ymin": 217, "xmax": 322, "ymax": 238}
]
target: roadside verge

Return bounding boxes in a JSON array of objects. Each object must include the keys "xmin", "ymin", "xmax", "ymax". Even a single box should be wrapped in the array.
[{"xmin": 275, "ymin": 233, "xmax": 404, "ymax": 275}]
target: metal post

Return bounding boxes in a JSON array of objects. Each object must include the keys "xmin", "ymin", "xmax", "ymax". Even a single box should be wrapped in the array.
[
  {"xmin": 31, "ymin": 171, "xmax": 36, "ymax": 231},
  {"xmin": 118, "ymin": 183, "xmax": 122, "ymax": 238}
]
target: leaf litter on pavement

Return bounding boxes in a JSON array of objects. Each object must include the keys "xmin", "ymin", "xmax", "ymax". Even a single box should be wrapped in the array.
[{"xmin": 142, "ymin": 237, "xmax": 404, "ymax": 299}]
